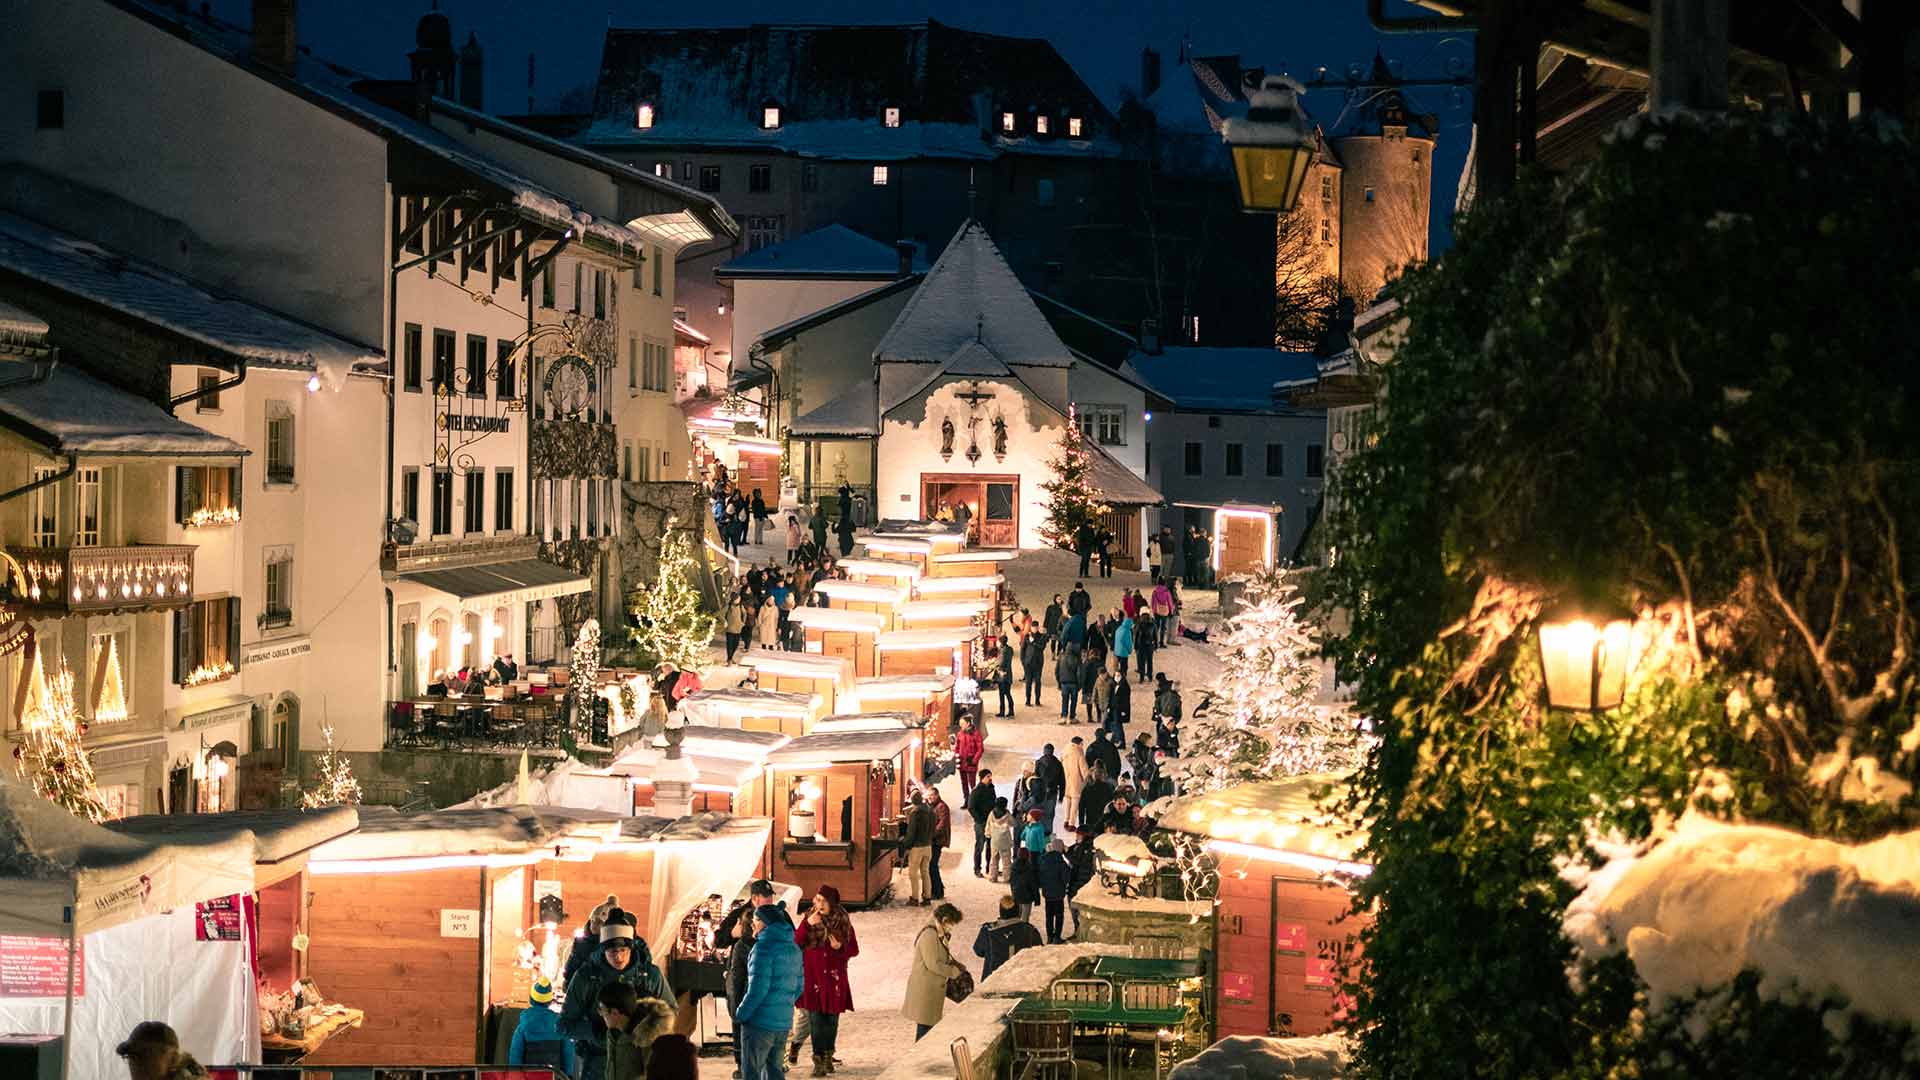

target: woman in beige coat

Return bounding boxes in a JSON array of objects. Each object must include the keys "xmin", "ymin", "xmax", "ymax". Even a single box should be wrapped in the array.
[{"xmin": 901, "ymin": 903, "xmax": 966, "ymax": 1040}]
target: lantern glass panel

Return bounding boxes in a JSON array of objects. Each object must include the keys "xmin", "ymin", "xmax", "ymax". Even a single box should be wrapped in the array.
[
  {"xmin": 1231, "ymin": 144, "xmax": 1313, "ymax": 213},
  {"xmin": 1538, "ymin": 614, "xmax": 1633, "ymax": 710}
]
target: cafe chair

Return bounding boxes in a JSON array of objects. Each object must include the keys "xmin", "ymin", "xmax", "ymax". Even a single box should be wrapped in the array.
[
  {"xmin": 433, "ymin": 700, "xmax": 457, "ymax": 747},
  {"xmin": 1010, "ymin": 1008, "xmax": 1075, "ymax": 1080},
  {"xmin": 950, "ymin": 1036, "xmax": 977, "ymax": 1080}
]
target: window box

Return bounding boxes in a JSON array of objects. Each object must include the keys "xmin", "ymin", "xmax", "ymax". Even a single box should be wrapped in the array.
[{"xmin": 258, "ymin": 608, "xmax": 294, "ymax": 631}]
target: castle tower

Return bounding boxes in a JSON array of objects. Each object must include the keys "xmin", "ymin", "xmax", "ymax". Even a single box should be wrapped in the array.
[
  {"xmin": 409, "ymin": 4, "xmax": 457, "ymax": 101},
  {"xmin": 1327, "ymin": 56, "xmax": 1436, "ymax": 298},
  {"xmin": 458, "ymin": 31, "xmax": 485, "ymax": 110}
]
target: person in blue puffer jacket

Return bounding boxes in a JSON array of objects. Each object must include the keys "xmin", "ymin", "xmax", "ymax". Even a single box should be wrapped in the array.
[
  {"xmin": 508, "ymin": 977, "xmax": 577, "ymax": 1074},
  {"xmin": 735, "ymin": 904, "xmax": 805, "ymax": 1080}
]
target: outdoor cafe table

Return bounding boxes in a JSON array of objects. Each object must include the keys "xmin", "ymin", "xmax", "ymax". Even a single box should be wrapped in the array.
[
  {"xmin": 1090, "ymin": 956, "xmax": 1204, "ymax": 981},
  {"xmin": 1012, "ymin": 984, "xmax": 1187, "ymax": 1079}
]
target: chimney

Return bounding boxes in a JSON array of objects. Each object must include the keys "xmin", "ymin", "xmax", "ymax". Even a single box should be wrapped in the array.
[
  {"xmin": 459, "ymin": 32, "xmax": 485, "ymax": 111},
  {"xmin": 896, "ymin": 241, "xmax": 915, "ymax": 278},
  {"xmin": 1140, "ymin": 318, "xmax": 1161, "ymax": 355},
  {"xmin": 252, "ymin": 0, "xmax": 297, "ymax": 73},
  {"xmin": 1141, "ymin": 47, "xmax": 1162, "ymax": 98}
]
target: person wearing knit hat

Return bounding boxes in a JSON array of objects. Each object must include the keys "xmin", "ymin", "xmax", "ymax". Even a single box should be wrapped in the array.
[
  {"xmin": 564, "ymin": 894, "xmax": 622, "ymax": 986},
  {"xmin": 560, "ymin": 906, "xmax": 674, "ymax": 1080},
  {"xmin": 509, "ymin": 977, "xmax": 576, "ymax": 1073}
]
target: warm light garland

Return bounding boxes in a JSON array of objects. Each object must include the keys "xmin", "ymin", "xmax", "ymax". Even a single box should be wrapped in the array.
[
  {"xmin": 185, "ymin": 506, "xmax": 243, "ymax": 529},
  {"xmin": 184, "ymin": 660, "xmax": 236, "ymax": 686}
]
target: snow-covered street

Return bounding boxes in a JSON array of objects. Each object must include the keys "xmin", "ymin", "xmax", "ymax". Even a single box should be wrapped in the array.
[{"xmin": 704, "ymin": 538, "xmax": 1227, "ymax": 1075}]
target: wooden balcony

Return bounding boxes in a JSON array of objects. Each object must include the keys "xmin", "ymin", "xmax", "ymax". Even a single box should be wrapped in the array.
[{"xmin": 7, "ymin": 544, "xmax": 196, "ymax": 615}]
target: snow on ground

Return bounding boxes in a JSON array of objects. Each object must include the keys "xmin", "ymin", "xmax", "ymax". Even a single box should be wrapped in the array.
[
  {"xmin": 694, "ymin": 535, "xmax": 1230, "ymax": 1076},
  {"xmin": 1167, "ymin": 1034, "xmax": 1349, "ymax": 1079},
  {"xmin": 1562, "ymin": 811, "xmax": 1920, "ymax": 1032}
]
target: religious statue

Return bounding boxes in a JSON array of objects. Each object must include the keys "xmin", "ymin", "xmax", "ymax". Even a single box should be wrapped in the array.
[
  {"xmin": 992, "ymin": 414, "xmax": 1008, "ymax": 458},
  {"xmin": 965, "ymin": 415, "xmax": 983, "ymax": 465},
  {"xmin": 940, "ymin": 415, "xmax": 955, "ymax": 459}
]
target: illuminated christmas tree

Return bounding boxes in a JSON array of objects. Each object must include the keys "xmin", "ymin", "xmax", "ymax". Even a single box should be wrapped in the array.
[
  {"xmin": 1173, "ymin": 567, "xmax": 1372, "ymax": 796},
  {"xmin": 1038, "ymin": 408, "xmax": 1111, "ymax": 551},
  {"xmin": 627, "ymin": 518, "xmax": 718, "ymax": 670},
  {"xmin": 301, "ymin": 724, "xmax": 362, "ymax": 808},
  {"xmin": 13, "ymin": 647, "xmax": 110, "ymax": 823},
  {"xmin": 92, "ymin": 636, "xmax": 128, "ymax": 725}
]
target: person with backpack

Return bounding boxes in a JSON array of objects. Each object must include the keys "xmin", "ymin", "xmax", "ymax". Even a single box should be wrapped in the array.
[
  {"xmin": 966, "ymin": 767, "xmax": 997, "ymax": 877},
  {"xmin": 1036, "ymin": 838, "xmax": 1074, "ymax": 944},
  {"xmin": 508, "ymin": 978, "xmax": 577, "ymax": 1073},
  {"xmin": 1021, "ymin": 629, "xmax": 1047, "ymax": 707},
  {"xmin": 973, "ymin": 894, "xmax": 1044, "ymax": 978},
  {"xmin": 560, "ymin": 908, "xmax": 674, "ymax": 1080},
  {"xmin": 1055, "ymin": 645, "xmax": 1081, "ymax": 721},
  {"xmin": 1134, "ymin": 611, "xmax": 1158, "ymax": 682}
]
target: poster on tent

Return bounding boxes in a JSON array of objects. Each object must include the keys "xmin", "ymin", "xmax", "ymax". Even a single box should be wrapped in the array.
[
  {"xmin": 0, "ymin": 935, "xmax": 84, "ymax": 997},
  {"xmin": 195, "ymin": 896, "xmax": 243, "ymax": 941}
]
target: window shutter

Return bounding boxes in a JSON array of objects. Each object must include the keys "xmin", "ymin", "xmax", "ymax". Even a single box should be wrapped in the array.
[
  {"xmin": 229, "ymin": 465, "xmax": 243, "ymax": 514},
  {"xmin": 176, "ymin": 467, "xmax": 193, "ymax": 524},
  {"xmin": 173, "ymin": 608, "xmax": 189, "ymax": 686},
  {"xmin": 227, "ymin": 597, "xmax": 242, "ymax": 665}
]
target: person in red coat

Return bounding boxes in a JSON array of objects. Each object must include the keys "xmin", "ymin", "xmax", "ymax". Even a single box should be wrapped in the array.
[
  {"xmin": 796, "ymin": 884, "xmax": 858, "ymax": 1076},
  {"xmin": 954, "ymin": 716, "xmax": 986, "ymax": 801}
]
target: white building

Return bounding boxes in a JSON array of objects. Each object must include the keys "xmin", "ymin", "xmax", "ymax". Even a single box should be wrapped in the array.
[{"xmin": 787, "ymin": 222, "xmax": 1159, "ymax": 559}]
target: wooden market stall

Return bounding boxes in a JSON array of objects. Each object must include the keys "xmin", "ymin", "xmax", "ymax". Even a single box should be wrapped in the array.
[
  {"xmin": 608, "ymin": 726, "xmax": 791, "ymax": 816},
  {"xmin": 761, "ymin": 718, "xmax": 922, "ymax": 907},
  {"xmin": 858, "ymin": 535, "xmax": 935, "ymax": 565},
  {"xmin": 737, "ymin": 649, "xmax": 856, "ymax": 714},
  {"xmin": 874, "ymin": 626, "xmax": 976, "ymax": 679},
  {"xmin": 679, "ymin": 687, "xmax": 823, "ymax": 738},
  {"xmin": 1156, "ymin": 776, "xmax": 1372, "ymax": 1041},
  {"xmin": 911, "ymin": 572, "xmax": 1006, "ymax": 626},
  {"xmin": 106, "ymin": 807, "xmax": 363, "ymax": 1063},
  {"xmin": 926, "ymin": 547, "xmax": 1019, "ymax": 578},
  {"xmin": 868, "ymin": 520, "xmax": 968, "ymax": 556},
  {"xmin": 849, "ymin": 673, "xmax": 956, "ymax": 742},
  {"xmin": 833, "ymin": 558, "xmax": 922, "ymax": 588},
  {"xmin": 813, "ymin": 578, "xmax": 910, "ymax": 628},
  {"xmin": 1211, "ymin": 503, "xmax": 1280, "ymax": 578},
  {"xmin": 895, "ymin": 597, "xmax": 992, "ymax": 632},
  {"xmin": 787, "ymin": 605, "xmax": 887, "ymax": 676},
  {"xmin": 298, "ymin": 806, "xmax": 771, "ymax": 1066}
]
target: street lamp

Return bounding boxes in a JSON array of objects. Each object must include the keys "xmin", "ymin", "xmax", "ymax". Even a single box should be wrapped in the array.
[
  {"xmin": 1536, "ymin": 599, "xmax": 1635, "ymax": 712},
  {"xmin": 1223, "ymin": 75, "xmax": 1317, "ymax": 213}
]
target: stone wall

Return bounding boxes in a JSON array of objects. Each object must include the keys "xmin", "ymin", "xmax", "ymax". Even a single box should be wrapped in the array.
[
  {"xmin": 619, "ymin": 480, "xmax": 721, "ymax": 608},
  {"xmin": 297, "ymin": 747, "xmax": 543, "ymax": 809},
  {"xmin": 1070, "ymin": 889, "xmax": 1215, "ymax": 956}
]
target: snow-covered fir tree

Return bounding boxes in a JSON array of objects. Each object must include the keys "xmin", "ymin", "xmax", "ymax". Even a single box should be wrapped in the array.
[
  {"xmin": 627, "ymin": 518, "xmax": 718, "ymax": 670},
  {"xmin": 568, "ymin": 618, "xmax": 602, "ymax": 745},
  {"xmin": 301, "ymin": 725, "xmax": 362, "ymax": 808},
  {"xmin": 1174, "ymin": 567, "xmax": 1372, "ymax": 794},
  {"xmin": 1038, "ymin": 408, "xmax": 1111, "ymax": 550},
  {"xmin": 13, "ymin": 648, "xmax": 110, "ymax": 822}
]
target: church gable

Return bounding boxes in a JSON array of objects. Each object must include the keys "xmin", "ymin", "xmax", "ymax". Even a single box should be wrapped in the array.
[{"xmin": 873, "ymin": 222, "xmax": 1074, "ymax": 369}]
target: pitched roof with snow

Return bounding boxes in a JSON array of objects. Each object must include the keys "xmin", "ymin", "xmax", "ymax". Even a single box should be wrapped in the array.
[
  {"xmin": 0, "ymin": 213, "xmax": 384, "ymax": 374},
  {"xmin": 789, "ymin": 382, "xmax": 880, "ymax": 437},
  {"xmin": 751, "ymin": 274, "xmax": 922, "ymax": 357},
  {"xmin": 0, "ymin": 365, "xmax": 247, "ymax": 458},
  {"xmin": 585, "ymin": 21, "xmax": 1117, "ymax": 162},
  {"xmin": 1129, "ymin": 346, "xmax": 1323, "ymax": 413},
  {"xmin": 1088, "ymin": 445, "xmax": 1162, "ymax": 506},
  {"xmin": 874, "ymin": 222, "xmax": 1073, "ymax": 368},
  {"xmin": 717, "ymin": 225, "xmax": 921, "ymax": 279}
]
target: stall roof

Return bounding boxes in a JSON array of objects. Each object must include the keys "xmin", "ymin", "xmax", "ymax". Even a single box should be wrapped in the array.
[
  {"xmin": 931, "ymin": 549, "xmax": 1019, "ymax": 564},
  {"xmin": 767, "ymin": 726, "xmax": 919, "ymax": 765},
  {"xmin": 853, "ymin": 673, "xmax": 957, "ymax": 694},
  {"xmin": 680, "ymin": 688, "xmax": 820, "ymax": 718},
  {"xmin": 908, "ymin": 575, "xmax": 1003, "ymax": 595},
  {"xmin": 787, "ymin": 606, "xmax": 887, "ymax": 632},
  {"xmin": 0, "ymin": 776, "xmax": 255, "ymax": 937},
  {"xmin": 877, "ymin": 627, "xmax": 978, "ymax": 649},
  {"xmin": 397, "ymin": 559, "xmax": 591, "ymax": 607},
  {"xmin": 813, "ymin": 579, "xmax": 909, "ymax": 604},
  {"xmin": 834, "ymin": 558, "xmax": 922, "ymax": 580},
  {"xmin": 897, "ymin": 598, "xmax": 991, "ymax": 619},
  {"xmin": 812, "ymin": 713, "xmax": 922, "ymax": 733},
  {"xmin": 107, "ymin": 806, "xmax": 359, "ymax": 865},
  {"xmin": 738, "ymin": 648, "xmax": 855, "ymax": 684},
  {"xmin": 1156, "ymin": 774, "xmax": 1367, "ymax": 863},
  {"xmin": 870, "ymin": 519, "xmax": 968, "ymax": 540},
  {"xmin": 308, "ymin": 804, "xmax": 625, "ymax": 862},
  {"xmin": 616, "ymin": 812, "xmax": 768, "ymax": 844}
]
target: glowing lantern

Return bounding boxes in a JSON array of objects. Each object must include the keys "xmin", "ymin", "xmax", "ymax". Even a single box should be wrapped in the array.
[
  {"xmin": 1224, "ymin": 75, "xmax": 1316, "ymax": 214},
  {"xmin": 1537, "ymin": 600, "xmax": 1634, "ymax": 712}
]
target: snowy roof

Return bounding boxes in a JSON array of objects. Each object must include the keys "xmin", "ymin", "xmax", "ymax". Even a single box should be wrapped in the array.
[
  {"xmin": 673, "ymin": 319, "xmax": 710, "ymax": 345},
  {"xmin": 810, "ymin": 713, "xmax": 921, "ymax": 733},
  {"xmin": 767, "ymin": 726, "xmax": 917, "ymax": 764},
  {"xmin": 789, "ymin": 382, "xmax": 879, "ymax": 437},
  {"xmin": 852, "ymin": 673, "xmax": 956, "ymax": 693},
  {"xmin": 679, "ymin": 687, "xmax": 819, "ymax": 718},
  {"xmin": 585, "ymin": 21, "xmax": 1117, "ymax": 163},
  {"xmin": 309, "ymin": 804, "xmax": 627, "ymax": 861},
  {"xmin": 787, "ymin": 606, "xmax": 887, "ymax": 632},
  {"xmin": 976, "ymin": 941, "xmax": 1129, "ymax": 997},
  {"xmin": 0, "ymin": 212, "xmax": 384, "ymax": 374},
  {"xmin": 1168, "ymin": 1035, "xmax": 1350, "ymax": 1080},
  {"xmin": 750, "ymin": 275, "xmax": 923, "ymax": 357},
  {"xmin": 1563, "ymin": 813, "xmax": 1920, "ymax": 1033},
  {"xmin": 738, "ymin": 648, "xmax": 855, "ymax": 684},
  {"xmin": 1129, "ymin": 345, "xmax": 1323, "ymax": 413},
  {"xmin": 0, "ymin": 298, "xmax": 51, "ymax": 342},
  {"xmin": 873, "ymin": 222, "xmax": 1074, "ymax": 369},
  {"xmin": 1087, "ymin": 444, "xmax": 1163, "ymax": 507},
  {"xmin": 717, "ymin": 225, "xmax": 920, "ymax": 279},
  {"xmin": 0, "ymin": 365, "xmax": 246, "ymax": 459},
  {"xmin": 106, "ymin": 806, "xmax": 359, "ymax": 865},
  {"xmin": 1156, "ymin": 774, "xmax": 1366, "ymax": 863}
]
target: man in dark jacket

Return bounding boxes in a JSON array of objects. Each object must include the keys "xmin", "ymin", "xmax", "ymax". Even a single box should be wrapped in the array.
[
  {"xmin": 929, "ymin": 788, "xmax": 953, "ymax": 899},
  {"xmin": 1035, "ymin": 744, "xmax": 1066, "ymax": 812},
  {"xmin": 967, "ymin": 769, "xmax": 997, "ymax": 877},
  {"xmin": 1152, "ymin": 676, "xmax": 1183, "ymax": 756},
  {"xmin": 903, "ymin": 790, "xmax": 936, "ymax": 905},
  {"xmin": 1056, "ymin": 645, "xmax": 1081, "ymax": 721},
  {"xmin": 973, "ymin": 895, "xmax": 1044, "ymax": 978},
  {"xmin": 1077, "ymin": 764, "xmax": 1116, "ymax": 833},
  {"xmin": 736, "ymin": 904, "xmax": 805, "ymax": 1080},
  {"xmin": 1042, "ymin": 595, "xmax": 1065, "ymax": 656},
  {"xmin": 1078, "ymin": 651, "xmax": 1100, "ymax": 725},
  {"xmin": 1036, "ymin": 839, "xmax": 1074, "ymax": 943},
  {"xmin": 1066, "ymin": 582, "xmax": 1093, "ymax": 619},
  {"xmin": 1075, "ymin": 524, "xmax": 1095, "ymax": 575},
  {"xmin": 559, "ymin": 909, "xmax": 675, "ymax": 1080},
  {"xmin": 1089, "ymin": 727, "xmax": 1123, "ymax": 781},
  {"xmin": 1021, "ymin": 630, "xmax": 1047, "ymax": 707},
  {"xmin": 563, "ymin": 894, "xmax": 622, "ymax": 986}
]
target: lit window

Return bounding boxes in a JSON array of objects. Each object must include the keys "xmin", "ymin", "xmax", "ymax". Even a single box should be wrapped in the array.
[
  {"xmin": 654, "ymin": 162, "xmax": 671, "ymax": 177},
  {"xmin": 1068, "ymin": 117, "xmax": 1083, "ymax": 137},
  {"xmin": 762, "ymin": 106, "xmax": 781, "ymax": 129},
  {"xmin": 636, "ymin": 103, "xmax": 654, "ymax": 128},
  {"xmin": 1364, "ymin": 187, "xmax": 1375, "ymax": 203},
  {"xmin": 1036, "ymin": 115, "xmax": 1049, "ymax": 135},
  {"xmin": 1001, "ymin": 111, "xmax": 1016, "ymax": 132},
  {"xmin": 884, "ymin": 106, "xmax": 901, "ymax": 128},
  {"xmin": 872, "ymin": 165, "xmax": 890, "ymax": 186}
]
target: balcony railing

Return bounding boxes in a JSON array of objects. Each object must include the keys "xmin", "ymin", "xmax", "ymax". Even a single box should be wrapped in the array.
[
  {"xmin": 386, "ymin": 695, "xmax": 588, "ymax": 752},
  {"xmin": 7, "ymin": 544, "xmax": 196, "ymax": 615}
]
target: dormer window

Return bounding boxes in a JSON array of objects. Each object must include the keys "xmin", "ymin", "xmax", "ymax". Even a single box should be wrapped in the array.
[
  {"xmin": 762, "ymin": 104, "xmax": 782, "ymax": 130},
  {"xmin": 1068, "ymin": 117, "xmax": 1083, "ymax": 137},
  {"xmin": 1036, "ymin": 115, "xmax": 1050, "ymax": 135},
  {"xmin": 1001, "ymin": 111, "xmax": 1016, "ymax": 133},
  {"xmin": 884, "ymin": 106, "xmax": 901, "ymax": 128},
  {"xmin": 636, "ymin": 103, "xmax": 655, "ymax": 129}
]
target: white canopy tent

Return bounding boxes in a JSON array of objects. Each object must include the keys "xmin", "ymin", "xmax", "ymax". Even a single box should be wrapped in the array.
[{"xmin": 0, "ymin": 778, "xmax": 260, "ymax": 1078}]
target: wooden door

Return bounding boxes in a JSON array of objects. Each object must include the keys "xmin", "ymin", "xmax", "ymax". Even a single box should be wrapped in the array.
[
  {"xmin": 981, "ymin": 482, "xmax": 1018, "ymax": 547},
  {"xmin": 1220, "ymin": 513, "xmax": 1269, "ymax": 576}
]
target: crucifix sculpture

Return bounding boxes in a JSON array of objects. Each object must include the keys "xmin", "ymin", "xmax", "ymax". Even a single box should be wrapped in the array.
[
  {"xmin": 965, "ymin": 415, "xmax": 983, "ymax": 465},
  {"xmin": 956, "ymin": 381, "xmax": 994, "ymax": 410}
]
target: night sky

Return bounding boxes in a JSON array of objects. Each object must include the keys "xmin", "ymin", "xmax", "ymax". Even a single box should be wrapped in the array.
[{"xmin": 211, "ymin": 0, "xmax": 1471, "ymax": 250}]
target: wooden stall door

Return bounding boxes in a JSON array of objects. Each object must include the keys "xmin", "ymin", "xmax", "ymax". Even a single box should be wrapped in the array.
[
  {"xmin": 1099, "ymin": 506, "xmax": 1139, "ymax": 566},
  {"xmin": 491, "ymin": 868, "xmax": 529, "ymax": 1009},
  {"xmin": 982, "ymin": 482, "xmax": 1018, "ymax": 548},
  {"xmin": 819, "ymin": 630, "xmax": 870, "ymax": 676},
  {"xmin": 1220, "ymin": 513, "xmax": 1269, "ymax": 577},
  {"xmin": 1270, "ymin": 876, "xmax": 1365, "ymax": 1037},
  {"xmin": 303, "ymin": 869, "xmax": 484, "ymax": 1065}
]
